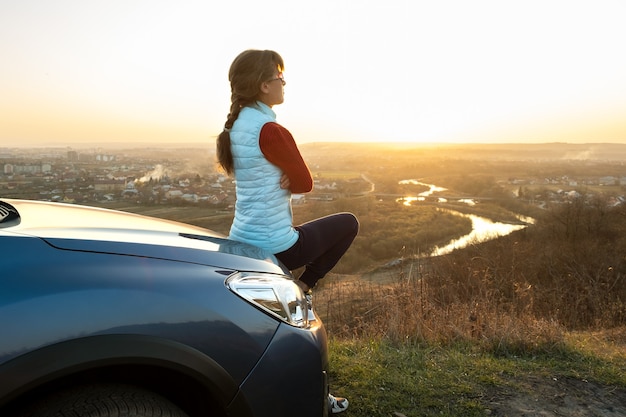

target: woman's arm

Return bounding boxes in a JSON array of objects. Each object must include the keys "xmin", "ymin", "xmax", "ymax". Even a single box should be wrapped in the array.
[{"xmin": 260, "ymin": 122, "xmax": 313, "ymax": 193}]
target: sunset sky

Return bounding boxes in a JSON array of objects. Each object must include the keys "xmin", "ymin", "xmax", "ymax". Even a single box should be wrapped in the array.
[{"xmin": 1, "ymin": 0, "xmax": 625, "ymax": 147}]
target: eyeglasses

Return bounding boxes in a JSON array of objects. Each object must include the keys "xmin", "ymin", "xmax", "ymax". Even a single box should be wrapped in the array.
[{"xmin": 267, "ymin": 75, "xmax": 286, "ymax": 86}]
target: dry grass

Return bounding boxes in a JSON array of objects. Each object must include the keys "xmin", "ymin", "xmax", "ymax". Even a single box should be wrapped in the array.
[
  {"xmin": 314, "ymin": 201, "xmax": 626, "ymax": 355},
  {"xmin": 315, "ymin": 266, "xmax": 566, "ymax": 354}
]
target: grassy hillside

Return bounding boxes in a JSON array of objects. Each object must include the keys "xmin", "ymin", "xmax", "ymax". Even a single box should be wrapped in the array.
[
  {"xmin": 88, "ymin": 142, "xmax": 626, "ymax": 416},
  {"xmin": 311, "ymin": 199, "xmax": 626, "ymax": 416}
]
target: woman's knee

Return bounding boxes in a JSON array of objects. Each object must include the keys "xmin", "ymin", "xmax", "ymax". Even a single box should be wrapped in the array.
[{"xmin": 340, "ymin": 212, "xmax": 359, "ymax": 236}]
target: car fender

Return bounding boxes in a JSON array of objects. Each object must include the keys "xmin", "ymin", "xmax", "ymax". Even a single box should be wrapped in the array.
[{"xmin": 0, "ymin": 334, "xmax": 246, "ymax": 412}]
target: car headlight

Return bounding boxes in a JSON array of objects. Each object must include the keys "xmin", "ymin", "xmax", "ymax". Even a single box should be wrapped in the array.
[{"xmin": 226, "ymin": 272, "xmax": 309, "ymax": 328}]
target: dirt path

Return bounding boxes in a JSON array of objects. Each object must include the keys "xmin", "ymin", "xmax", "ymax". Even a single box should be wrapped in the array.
[{"xmin": 484, "ymin": 375, "xmax": 626, "ymax": 416}]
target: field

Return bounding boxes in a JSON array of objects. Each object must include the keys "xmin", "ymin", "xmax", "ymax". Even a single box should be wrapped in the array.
[
  {"xmin": 314, "ymin": 170, "xmax": 361, "ymax": 180},
  {"xmin": 75, "ymin": 142, "xmax": 626, "ymax": 415}
]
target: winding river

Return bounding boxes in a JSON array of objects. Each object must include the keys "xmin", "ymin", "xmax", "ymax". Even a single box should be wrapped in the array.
[{"xmin": 397, "ymin": 180, "xmax": 534, "ymax": 257}]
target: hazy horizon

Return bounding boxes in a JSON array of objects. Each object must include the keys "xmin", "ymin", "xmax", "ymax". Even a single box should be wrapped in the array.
[{"xmin": 2, "ymin": 1, "xmax": 625, "ymax": 147}]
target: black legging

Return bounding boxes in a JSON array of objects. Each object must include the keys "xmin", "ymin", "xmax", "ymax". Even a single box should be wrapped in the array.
[{"xmin": 275, "ymin": 212, "xmax": 359, "ymax": 289}]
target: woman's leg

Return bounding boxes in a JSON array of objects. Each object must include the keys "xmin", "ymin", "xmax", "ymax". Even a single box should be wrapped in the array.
[{"xmin": 275, "ymin": 212, "xmax": 359, "ymax": 290}]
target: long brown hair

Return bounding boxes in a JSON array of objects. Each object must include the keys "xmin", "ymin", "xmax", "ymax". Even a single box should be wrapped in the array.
[{"xmin": 216, "ymin": 50, "xmax": 285, "ymax": 174}]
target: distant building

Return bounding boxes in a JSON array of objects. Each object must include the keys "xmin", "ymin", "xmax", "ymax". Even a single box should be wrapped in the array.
[
  {"xmin": 165, "ymin": 190, "xmax": 183, "ymax": 200},
  {"xmin": 94, "ymin": 178, "xmax": 126, "ymax": 192},
  {"xmin": 12, "ymin": 164, "xmax": 42, "ymax": 175},
  {"xmin": 182, "ymin": 193, "xmax": 198, "ymax": 203},
  {"xmin": 96, "ymin": 154, "xmax": 117, "ymax": 163},
  {"xmin": 599, "ymin": 176, "xmax": 616, "ymax": 186}
]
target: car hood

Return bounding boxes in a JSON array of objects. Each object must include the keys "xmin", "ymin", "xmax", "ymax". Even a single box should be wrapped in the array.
[{"xmin": 0, "ymin": 199, "xmax": 284, "ymax": 274}]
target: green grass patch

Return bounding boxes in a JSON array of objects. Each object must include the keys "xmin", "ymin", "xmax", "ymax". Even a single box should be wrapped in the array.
[{"xmin": 327, "ymin": 336, "xmax": 626, "ymax": 416}]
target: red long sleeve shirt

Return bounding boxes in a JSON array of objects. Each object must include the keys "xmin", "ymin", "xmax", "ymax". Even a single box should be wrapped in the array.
[{"xmin": 259, "ymin": 122, "xmax": 313, "ymax": 194}]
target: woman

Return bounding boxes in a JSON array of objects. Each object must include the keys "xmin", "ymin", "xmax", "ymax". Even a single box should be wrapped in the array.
[{"xmin": 216, "ymin": 49, "xmax": 358, "ymax": 414}]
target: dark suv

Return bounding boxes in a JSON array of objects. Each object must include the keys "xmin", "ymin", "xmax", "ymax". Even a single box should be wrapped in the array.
[{"xmin": 0, "ymin": 199, "xmax": 329, "ymax": 417}]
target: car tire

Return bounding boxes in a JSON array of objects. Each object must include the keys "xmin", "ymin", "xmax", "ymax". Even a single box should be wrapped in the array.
[{"xmin": 20, "ymin": 383, "xmax": 190, "ymax": 417}]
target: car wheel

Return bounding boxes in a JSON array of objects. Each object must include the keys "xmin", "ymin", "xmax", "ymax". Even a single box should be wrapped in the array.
[{"xmin": 20, "ymin": 383, "xmax": 190, "ymax": 417}]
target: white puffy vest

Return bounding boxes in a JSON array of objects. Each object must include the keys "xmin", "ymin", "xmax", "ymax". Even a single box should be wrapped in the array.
[{"xmin": 227, "ymin": 102, "xmax": 298, "ymax": 253}]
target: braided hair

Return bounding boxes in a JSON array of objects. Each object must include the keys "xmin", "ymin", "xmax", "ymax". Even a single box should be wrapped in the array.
[{"xmin": 216, "ymin": 50, "xmax": 285, "ymax": 174}]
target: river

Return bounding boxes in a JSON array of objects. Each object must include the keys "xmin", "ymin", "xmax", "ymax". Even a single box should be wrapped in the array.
[{"xmin": 397, "ymin": 180, "xmax": 534, "ymax": 257}]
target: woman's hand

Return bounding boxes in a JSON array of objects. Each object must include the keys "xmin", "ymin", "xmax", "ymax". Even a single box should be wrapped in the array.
[{"xmin": 280, "ymin": 173, "xmax": 291, "ymax": 190}]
